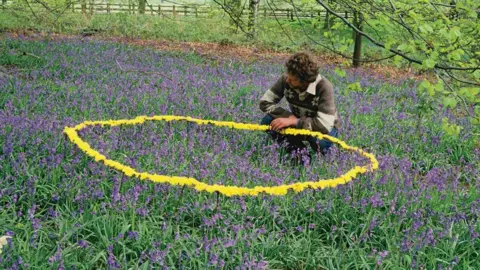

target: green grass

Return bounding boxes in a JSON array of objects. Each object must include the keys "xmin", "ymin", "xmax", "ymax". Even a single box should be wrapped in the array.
[{"xmin": 0, "ymin": 9, "xmax": 386, "ymax": 56}]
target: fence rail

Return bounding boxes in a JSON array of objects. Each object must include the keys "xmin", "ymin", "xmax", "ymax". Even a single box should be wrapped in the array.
[{"xmin": 1, "ymin": 0, "xmax": 350, "ymax": 19}]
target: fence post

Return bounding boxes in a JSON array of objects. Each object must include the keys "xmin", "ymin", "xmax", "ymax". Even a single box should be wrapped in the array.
[
  {"xmin": 173, "ymin": 5, "xmax": 176, "ymax": 17},
  {"xmin": 158, "ymin": 5, "xmax": 161, "ymax": 15},
  {"xmin": 150, "ymin": 4, "xmax": 153, "ymax": 15},
  {"xmin": 139, "ymin": 0, "xmax": 145, "ymax": 14},
  {"xmin": 195, "ymin": 7, "xmax": 198, "ymax": 17},
  {"xmin": 184, "ymin": 6, "xmax": 187, "ymax": 16},
  {"xmin": 89, "ymin": 0, "xmax": 93, "ymax": 15},
  {"xmin": 107, "ymin": 2, "xmax": 110, "ymax": 13},
  {"xmin": 290, "ymin": 9, "xmax": 294, "ymax": 21}
]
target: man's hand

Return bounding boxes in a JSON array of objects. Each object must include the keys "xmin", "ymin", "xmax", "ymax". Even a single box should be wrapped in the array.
[{"xmin": 270, "ymin": 115, "xmax": 298, "ymax": 131}]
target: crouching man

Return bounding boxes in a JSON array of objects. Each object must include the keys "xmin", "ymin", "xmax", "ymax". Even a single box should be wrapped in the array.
[{"xmin": 259, "ymin": 52, "xmax": 341, "ymax": 165}]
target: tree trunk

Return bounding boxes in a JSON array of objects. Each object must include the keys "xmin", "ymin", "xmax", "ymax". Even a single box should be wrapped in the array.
[
  {"xmin": 322, "ymin": 0, "xmax": 335, "ymax": 30},
  {"xmin": 1, "ymin": 0, "xmax": 6, "ymax": 4},
  {"xmin": 352, "ymin": 11, "xmax": 363, "ymax": 68},
  {"xmin": 81, "ymin": 0, "xmax": 86, "ymax": 14},
  {"xmin": 138, "ymin": 0, "xmax": 146, "ymax": 14},
  {"xmin": 248, "ymin": 0, "xmax": 259, "ymax": 38},
  {"xmin": 323, "ymin": 11, "xmax": 329, "ymax": 29}
]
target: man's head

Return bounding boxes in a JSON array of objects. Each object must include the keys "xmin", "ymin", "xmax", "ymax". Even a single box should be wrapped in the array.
[{"xmin": 285, "ymin": 52, "xmax": 319, "ymax": 90}]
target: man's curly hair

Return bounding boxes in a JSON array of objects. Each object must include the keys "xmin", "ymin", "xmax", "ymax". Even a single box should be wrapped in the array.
[{"xmin": 285, "ymin": 52, "xmax": 319, "ymax": 83}]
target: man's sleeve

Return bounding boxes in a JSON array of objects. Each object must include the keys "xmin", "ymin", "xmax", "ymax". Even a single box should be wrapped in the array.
[
  {"xmin": 297, "ymin": 79, "xmax": 336, "ymax": 134},
  {"xmin": 259, "ymin": 74, "xmax": 292, "ymax": 118}
]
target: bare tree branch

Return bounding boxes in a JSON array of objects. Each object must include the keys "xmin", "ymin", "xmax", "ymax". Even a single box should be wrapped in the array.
[
  {"xmin": 385, "ymin": 0, "xmax": 416, "ymax": 39},
  {"xmin": 23, "ymin": 0, "xmax": 40, "ymax": 21},
  {"xmin": 435, "ymin": 69, "xmax": 475, "ymax": 118},
  {"xmin": 31, "ymin": 0, "xmax": 54, "ymax": 13},
  {"xmin": 51, "ymin": 0, "xmax": 77, "ymax": 26},
  {"xmin": 265, "ymin": 0, "xmax": 297, "ymax": 45},
  {"xmin": 212, "ymin": 0, "xmax": 250, "ymax": 35},
  {"xmin": 445, "ymin": 70, "xmax": 480, "ymax": 86}
]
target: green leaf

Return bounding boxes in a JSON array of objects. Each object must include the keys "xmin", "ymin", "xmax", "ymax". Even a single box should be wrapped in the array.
[
  {"xmin": 448, "ymin": 27, "xmax": 461, "ymax": 42},
  {"xmin": 419, "ymin": 24, "xmax": 433, "ymax": 33},
  {"xmin": 442, "ymin": 118, "xmax": 463, "ymax": 138},
  {"xmin": 338, "ymin": 45, "xmax": 348, "ymax": 53},
  {"xmin": 334, "ymin": 67, "xmax": 346, "ymax": 78},
  {"xmin": 404, "ymin": 255, "xmax": 412, "ymax": 265},
  {"xmin": 434, "ymin": 80, "xmax": 444, "ymax": 92},
  {"xmin": 347, "ymin": 82, "xmax": 362, "ymax": 92},
  {"xmin": 422, "ymin": 59, "xmax": 436, "ymax": 69},
  {"xmin": 418, "ymin": 80, "xmax": 430, "ymax": 90},
  {"xmin": 473, "ymin": 70, "xmax": 480, "ymax": 80},
  {"xmin": 377, "ymin": 16, "xmax": 389, "ymax": 26},
  {"xmin": 471, "ymin": 87, "xmax": 480, "ymax": 96},
  {"xmin": 471, "ymin": 117, "xmax": 480, "ymax": 125},
  {"xmin": 331, "ymin": 22, "xmax": 343, "ymax": 30},
  {"xmin": 408, "ymin": 10, "xmax": 419, "ymax": 20},
  {"xmin": 393, "ymin": 55, "xmax": 403, "ymax": 63},
  {"xmin": 385, "ymin": 40, "xmax": 395, "ymax": 51},
  {"xmin": 448, "ymin": 49, "xmax": 464, "ymax": 61},
  {"xmin": 452, "ymin": 27, "xmax": 461, "ymax": 38},
  {"xmin": 397, "ymin": 44, "xmax": 411, "ymax": 52},
  {"xmin": 467, "ymin": 9, "xmax": 478, "ymax": 19},
  {"xmin": 415, "ymin": 41, "xmax": 427, "ymax": 51},
  {"xmin": 459, "ymin": 87, "xmax": 480, "ymax": 102},
  {"xmin": 443, "ymin": 97, "xmax": 457, "ymax": 109},
  {"xmin": 418, "ymin": 80, "xmax": 435, "ymax": 96}
]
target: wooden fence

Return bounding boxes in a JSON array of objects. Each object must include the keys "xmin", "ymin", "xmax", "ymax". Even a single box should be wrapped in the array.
[
  {"xmin": 1, "ymin": 1, "xmax": 350, "ymax": 19},
  {"xmin": 71, "ymin": 2, "xmax": 343, "ymax": 19}
]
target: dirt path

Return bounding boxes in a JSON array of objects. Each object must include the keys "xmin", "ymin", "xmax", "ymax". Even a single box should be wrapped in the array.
[{"xmin": 3, "ymin": 30, "xmax": 431, "ymax": 83}]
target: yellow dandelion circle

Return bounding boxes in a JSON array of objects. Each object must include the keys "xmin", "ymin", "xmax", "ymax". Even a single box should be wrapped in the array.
[{"xmin": 63, "ymin": 115, "xmax": 379, "ymax": 197}]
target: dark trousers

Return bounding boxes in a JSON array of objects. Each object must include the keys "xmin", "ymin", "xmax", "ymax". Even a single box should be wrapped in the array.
[{"xmin": 260, "ymin": 114, "xmax": 338, "ymax": 156}]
